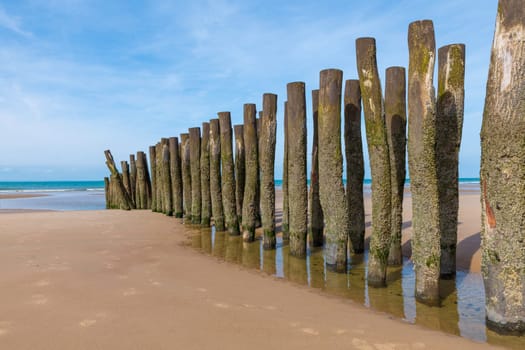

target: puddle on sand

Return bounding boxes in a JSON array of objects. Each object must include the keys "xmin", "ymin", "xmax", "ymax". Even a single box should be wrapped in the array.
[{"xmin": 188, "ymin": 226, "xmax": 524, "ymax": 349}]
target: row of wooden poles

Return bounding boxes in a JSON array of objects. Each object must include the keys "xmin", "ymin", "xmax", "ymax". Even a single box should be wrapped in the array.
[{"xmin": 105, "ymin": 3, "xmax": 525, "ymax": 335}]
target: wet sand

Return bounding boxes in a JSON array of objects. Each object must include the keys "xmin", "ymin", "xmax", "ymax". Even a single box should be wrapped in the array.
[
  {"xmin": 0, "ymin": 193, "xmax": 48, "ymax": 199},
  {"xmin": 0, "ymin": 190, "xmax": 504, "ymax": 349}
]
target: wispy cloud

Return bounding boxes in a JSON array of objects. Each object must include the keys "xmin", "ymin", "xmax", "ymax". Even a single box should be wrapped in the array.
[{"xmin": 0, "ymin": 5, "xmax": 31, "ymax": 37}]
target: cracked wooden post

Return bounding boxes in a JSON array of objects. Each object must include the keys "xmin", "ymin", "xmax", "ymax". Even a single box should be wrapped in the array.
[
  {"xmin": 135, "ymin": 151, "xmax": 148, "ymax": 209},
  {"xmin": 120, "ymin": 160, "xmax": 132, "ymax": 201},
  {"xmin": 437, "ymin": 44, "xmax": 465, "ymax": 278},
  {"xmin": 104, "ymin": 149, "xmax": 133, "ymax": 210},
  {"xmin": 200, "ymin": 123, "xmax": 212, "ymax": 226},
  {"xmin": 344, "ymin": 80, "xmax": 365, "ymax": 254},
  {"xmin": 318, "ymin": 69, "xmax": 349, "ymax": 272},
  {"xmin": 219, "ymin": 112, "xmax": 239, "ymax": 235},
  {"xmin": 149, "ymin": 145, "xmax": 157, "ymax": 212},
  {"xmin": 407, "ymin": 20, "xmax": 441, "ymax": 304},
  {"xmin": 104, "ymin": 177, "xmax": 110, "ymax": 209},
  {"xmin": 282, "ymin": 101, "xmax": 289, "ymax": 240},
  {"xmin": 189, "ymin": 127, "xmax": 201, "ymax": 224},
  {"xmin": 129, "ymin": 154, "xmax": 137, "ymax": 207},
  {"xmin": 287, "ymin": 82, "xmax": 308, "ymax": 258},
  {"xmin": 480, "ymin": 0, "xmax": 525, "ymax": 334},
  {"xmin": 385, "ymin": 67, "xmax": 407, "ymax": 266},
  {"xmin": 180, "ymin": 133, "xmax": 192, "ymax": 221},
  {"xmin": 255, "ymin": 116, "xmax": 262, "ymax": 228},
  {"xmin": 260, "ymin": 94, "xmax": 277, "ymax": 249},
  {"xmin": 169, "ymin": 137, "xmax": 183, "ymax": 218},
  {"xmin": 241, "ymin": 104, "xmax": 258, "ymax": 242},
  {"xmin": 161, "ymin": 138, "xmax": 173, "ymax": 216},
  {"xmin": 309, "ymin": 89, "xmax": 324, "ymax": 247},
  {"xmin": 356, "ymin": 37, "xmax": 392, "ymax": 286},
  {"xmin": 234, "ymin": 124, "xmax": 245, "ymax": 223},
  {"xmin": 209, "ymin": 119, "xmax": 225, "ymax": 231}
]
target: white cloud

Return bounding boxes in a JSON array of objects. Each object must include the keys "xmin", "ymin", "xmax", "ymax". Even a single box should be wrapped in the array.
[{"xmin": 0, "ymin": 5, "xmax": 31, "ymax": 37}]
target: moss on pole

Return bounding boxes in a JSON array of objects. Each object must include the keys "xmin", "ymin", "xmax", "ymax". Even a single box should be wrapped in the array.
[
  {"xmin": 200, "ymin": 123, "xmax": 212, "ymax": 226},
  {"xmin": 189, "ymin": 127, "xmax": 201, "ymax": 224},
  {"xmin": 161, "ymin": 139, "xmax": 173, "ymax": 216},
  {"xmin": 309, "ymin": 89, "xmax": 324, "ymax": 247},
  {"xmin": 241, "ymin": 104, "xmax": 258, "ymax": 242},
  {"xmin": 209, "ymin": 119, "xmax": 225, "ymax": 232},
  {"xmin": 234, "ymin": 124, "xmax": 245, "ymax": 223}
]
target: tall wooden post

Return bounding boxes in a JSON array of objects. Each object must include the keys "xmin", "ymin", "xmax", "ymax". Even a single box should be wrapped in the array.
[
  {"xmin": 161, "ymin": 139, "xmax": 173, "ymax": 216},
  {"xmin": 209, "ymin": 119, "xmax": 225, "ymax": 231},
  {"xmin": 218, "ymin": 112, "xmax": 240, "ymax": 235},
  {"xmin": 104, "ymin": 150, "xmax": 133, "ymax": 210},
  {"xmin": 135, "ymin": 151, "xmax": 149, "ymax": 209},
  {"xmin": 189, "ymin": 127, "xmax": 201, "ymax": 224},
  {"xmin": 149, "ymin": 145, "xmax": 157, "ymax": 212},
  {"xmin": 120, "ymin": 160, "xmax": 132, "ymax": 201},
  {"xmin": 344, "ymin": 80, "xmax": 365, "ymax": 254},
  {"xmin": 437, "ymin": 44, "xmax": 465, "ymax": 278},
  {"xmin": 241, "ymin": 104, "xmax": 258, "ymax": 242},
  {"xmin": 356, "ymin": 38, "xmax": 392, "ymax": 286},
  {"xmin": 287, "ymin": 82, "xmax": 308, "ymax": 258},
  {"xmin": 260, "ymin": 94, "xmax": 278, "ymax": 249},
  {"xmin": 407, "ymin": 20, "xmax": 441, "ymax": 304},
  {"xmin": 142, "ymin": 151, "xmax": 152, "ymax": 209},
  {"xmin": 384, "ymin": 67, "xmax": 407, "ymax": 266},
  {"xmin": 282, "ymin": 101, "xmax": 290, "ymax": 240},
  {"xmin": 201, "ymin": 123, "xmax": 212, "ymax": 226},
  {"xmin": 480, "ymin": 0, "xmax": 525, "ymax": 334},
  {"xmin": 234, "ymin": 124, "xmax": 245, "ymax": 223},
  {"xmin": 180, "ymin": 133, "xmax": 192, "ymax": 221},
  {"xmin": 255, "ymin": 116, "xmax": 262, "ymax": 228},
  {"xmin": 318, "ymin": 69, "xmax": 350, "ymax": 272},
  {"xmin": 104, "ymin": 177, "xmax": 110, "ymax": 209},
  {"xmin": 309, "ymin": 89, "xmax": 324, "ymax": 247},
  {"xmin": 155, "ymin": 142, "xmax": 164, "ymax": 213},
  {"xmin": 129, "ymin": 154, "xmax": 137, "ymax": 207},
  {"xmin": 169, "ymin": 137, "xmax": 183, "ymax": 218}
]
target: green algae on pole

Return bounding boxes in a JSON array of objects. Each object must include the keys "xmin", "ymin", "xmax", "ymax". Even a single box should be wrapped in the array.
[
  {"xmin": 318, "ymin": 69, "xmax": 350, "ymax": 272},
  {"xmin": 241, "ymin": 104, "xmax": 258, "ymax": 242},
  {"xmin": 282, "ymin": 101, "xmax": 289, "ymax": 240},
  {"xmin": 234, "ymin": 124, "xmax": 245, "ymax": 223},
  {"xmin": 161, "ymin": 140, "xmax": 173, "ymax": 216},
  {"xmin": 180, "ymin": 133, "xmax": 192, "ymax": 221},
  {"xmin": 260, "ymin": 94, "xmax": 278, "ymax": 249},
  {"xmin": 436, "ymin": 44, "xmax": 465, "ymax": 278},
  {"xmin": 384, "ymin": 67, "xmax": 407, "ymax": 266},
  {"xmin": 219, "ymin": 112, "xmax": 240, "ymax": 235},
  {"xmin": 169, "ymin": 137, "xmax": 183, "ymax": 218},
  {"xmin": 480, "ymin": 0, "xmax": 525, "ymax": 334},
  {"xmin": 309, "ymin": 89, "xmax": 324, "ymax": 247},
  {"xmin": 343, "ymin": 80, "xmax": 365, "ymax": 254},
  {"xmin": 104, "ymin": 149, "xmax": 133, "ymax": 210},
  {"xmin": 407, "ymin": 20, "xmax": 441, "ymax": 304},
  {"xmin": 189, "ymin": 127, "xmax": 202, "ymax": 224},
  {"xmin": 209, "ymin": 119, "xmax": 225, "ymax": 231},
  {"xmin": 129, "ymin": 155, "xmax": 137, "ymax": 207},
  {"xmin": 356, "ymin": 38, "xmax": 392, "ymax": 286},
  {"xmin": 149, "ymin": 145, "xmax": 157, "ymax": 212},
  {"xmin": 287, "ymin": 82, "xmax": 308, "ymax": 258},
  {"xmin": 200, "ymin": 123, "xmax": 212, "ymax": 226}
]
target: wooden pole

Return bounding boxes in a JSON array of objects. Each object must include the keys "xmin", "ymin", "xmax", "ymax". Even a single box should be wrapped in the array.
[
  {"xmin": 437, "ymin": 44, "xmax": 465, "ymax": 278},
  {"xmin": 343, "ymin": 80, "xmax": 365, "ymax": 254},
  {"xmin": 129, "ymin": 154, "xmax": 137, "ymax": 208},
  {"xmin": 309, "ymin": 89, "xmax": 324, "ymax": 247},
  {"xmin": 407, "ymin": 20, "xmax": 441, "ymax": 304},
  {"xmin": 234, "ymin": 124, "xmax": 245, "ymax": 223},
  {"xmin": 201, "ymin": 123, "xmax": 212, "ymax": 225},
  {"xmin": 282, "ymin": 101, "xmax": 289, "ymax": 240},
  {"xmin": 135, "ymin": 151, "xmax": 148, "ymax": 209},
  {"xmin": 149, "ymin": 145, "xmax": 157, "ymax": 212},
  {"xmin": 287, "ymin": 82, "xmax": 308, "ymax": 258},
  {"xmin": 189, "ymin": 127, "xmax": 202, "ymax": 224},
  {"xmin": 218, "ymin": 112, "xmax": 240, "ymax": 235},
  {"xmin": 180, "ymin": 133, "xmax": 192, "ymax": 221},
  {"xmin": 255, "ymin": 116, "xmax": 262, "ymax": 228},
  {"xmin": 241, "ymin": 104, "xmax": 258, "ymax": 242},
  {"xmin": 384, "ymin": 67, "xmax": 407, "ymax": 266},
  {"xmin": 104, "ymin": 177, "xmax": 110, "ymax": 209},
  {"xmin": 104, "ymin": 149, "xmax": 133, "ymax": 210},
  {"xmin": 169, "ymin": 137, "xmax": 183, "ymax": 218},
  {"xmin": 142, "ymin": 151, "xmax": 152, "ymax": 209},
  {"xmin": 318, "ymin": 69, "xmax": 349, "ymax": 272},
  {"xmin": 480, "ymin": 0, "xmax": 525, "ymax": 334},
  {"xmin": 356, "ymin": 37, "xmax": 392, "ymax": 286},
  {"xmin": 209, "ymin": 119, "xmax": 225, "ymax": 231},
  {"xmin": 260, "ymin": 94, "xmax": 277, "ymax": 249},
  {"xmin": 120, "ymin": 160, "xmax": 132, "ymax": 201},
  {"xmin": 161, "ymin": 139, "xmax": 173, "ymax": 216},
  {"xmin": 155, "ymin": 142, "xmax": 163, "ymax": 213}
]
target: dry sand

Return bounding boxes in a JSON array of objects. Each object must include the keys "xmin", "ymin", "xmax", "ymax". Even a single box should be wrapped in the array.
[
  {"xmin": 0, "ymin": 190, "xmax": 505, "ymax": 349},
  {"xmin": 0, "ymin": 193, "xmax": 48, "ymax": 199}
]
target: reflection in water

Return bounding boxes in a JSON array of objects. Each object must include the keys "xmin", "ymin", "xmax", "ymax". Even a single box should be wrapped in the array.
[{"xmin": 188, "ymin": 231, "xmax": 524, "ymax": 349}]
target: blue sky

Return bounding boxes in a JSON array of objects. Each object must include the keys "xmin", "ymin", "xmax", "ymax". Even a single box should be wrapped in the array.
[{"xmin": 0, "ymin": 0, "xmax": 497, "ymax": 181}]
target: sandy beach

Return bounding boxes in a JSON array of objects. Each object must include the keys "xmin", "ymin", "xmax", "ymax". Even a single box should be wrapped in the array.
[{"xmin": 0, "ymin": 191, "xmax": 515, "ymax": 349}]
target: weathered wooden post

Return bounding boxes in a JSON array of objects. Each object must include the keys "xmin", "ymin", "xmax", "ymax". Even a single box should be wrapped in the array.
[
  {"xmin": 356, "ymin": 38, "xmax": 392, "ymax": 286},
  {"xmin": 180, "ymin": 133, "xmax": 192, "ymax": 221},
  {"xmin": 260, "ymin": 94, "xmax": 278, "ymax": 248},
  {"xmin": 309, "ymin": 89, "xmax": 324, "ymax": 247},
  {"xmin": 209, "ymin": 119, "xmax": 225, "ymax": 231},
  {"xmin": 104, "ymin": 177, "xmax": 110, "ymax": 209},
  {"xmin": 135, "ymin": 151, "xmax": 148, "ymax": 209},
  {"xmin": 129, "ymin": 155, "xmax": 137, "ymax": 207},
  {"xmin": 241, "ymin": 104, "xmax": 258, "ymax": 242},
  {"xmin": 282, "ymin": 101, "xmax": 289, "ymax": 240},
  {"xmin": 344, "ymin": 80, "xmax": 365, "ymax": 254},
  {"xmin": 384, "ymin": 67, "xmax": 407, "ymax": 265},
  {"xmin": 318, "ymin": 69, "xmax": 350, "ymax": 272},
  {"xmin": 201, "ymin": 123, "xmax": 212, "ymax": 226},
  {"xmin": 287, "ymin": 82, "xmax": 308, "ymax": 258},
  {"xmin": 436, "ymin": 44, "xmax": 465, "ymax": 278},
  {"xmin": 149, "ymin": 145, "xmax": 157, "ymax": 211},
  {"xmin": 142, "ymin": 151, "xmax": 153, "ymax": 208},
  {"xmin": 480, "ymin": 0, "xmax": 525, "ymax": 334},
  {"xmin": 255, "ymin": 116, "xmax": 262, "ymax": 228},
  {"xmin": 234, "ymin": 124, "xmax": 245, "ymax": 222},
  {"xmin": 218, "ymin": 112, "xmax": 240, "ymax": 235},
  {"xmin": 189, "ymin": 127, "xmax": 201, "ymax": 224},
  {"xmin": 155, "ymin": 142, "xmax": 164, "ymax": 213},
  {"xmin": 104, "ymin": 150, "xmax": 133, "ymax": 210},
  {"xmin": 120, "ymin": 160, "xmax": 132, "ymax": 201},
  {"xmin": 407, "ymin": 20, "xmax": 441, "ymax": 304},
  {"xmin": 169, "ymin": 137, "xmax": 183, "ymax": 218},
  {"xmin": 161, "ymin": 139, "xmax": 173, "ymax": 216}
]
